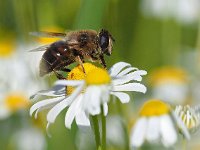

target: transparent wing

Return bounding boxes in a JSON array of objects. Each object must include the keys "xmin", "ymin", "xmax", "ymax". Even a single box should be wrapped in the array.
[
  {"xmin": 30, "ymin": 31, "xmax": 67, "ymax": 38},
  {"xmin": 29, "ymin": 44, "xmax": 50, "ymax": 52}
]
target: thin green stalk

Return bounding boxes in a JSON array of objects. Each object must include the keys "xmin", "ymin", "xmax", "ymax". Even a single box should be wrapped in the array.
[
  {"xmin": 91, "ymin": 115, "xmax": 101, "ymax": 150},
  {"xmin": 195, "ymin": 18, "xmax": 200, "ymax": 73},
  {"xmin": 182, "ymin": 138, "xmax": 187, "ymax": 150},
  {"xmin": 101, "ymin": 106, "xmax": 106, "ymax": 150},
  {"xmin": 116, "ymin": 100, "xmax": 130, "ymax": 150}
]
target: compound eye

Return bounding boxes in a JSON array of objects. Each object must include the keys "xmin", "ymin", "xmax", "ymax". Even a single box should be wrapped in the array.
[{"xmin": 100, "ymin": 34, "xmax": 109, "ymax": 49}]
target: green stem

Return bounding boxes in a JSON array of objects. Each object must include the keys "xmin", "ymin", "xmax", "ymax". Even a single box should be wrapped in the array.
[
  {"xmin": 116, "ymin": 101, "xmax": 130, "ymax": 150},
  {"xmin": 91, "ymin": 116, "xmax": 101, "ymax": 150},
  {"xmin": 196, "ymin": 18, "xmax": 200, "ymax": 73},
  {"xmin": 101, "ymin": 106, "xmax": 106, "ymax": 150},
  {"xmin": 182, "ymin": 138, "xmax": 187, "ymax": 150}
]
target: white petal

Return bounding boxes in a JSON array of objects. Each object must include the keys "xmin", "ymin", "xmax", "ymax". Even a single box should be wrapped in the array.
[
  {"xmin": 160, "ymin": 115, "xmax": 177, "ymax": 147},
  {"xmin": 34, "ymin": 104, "xmax": 55, "ymax": 119},
  {"xmin": 0, "ymin": 105, "xmax": 11, "ymax": 119},
  {"xmin": 130, "ymin": 117, "xmax": 147, "ymax": 148},
  {"xmin": 47, "ymin": 84, "xmax": 84, "ymax": 123},
  {"xmin": 113, "ymin": 83, "xmax": 147, "ymax": 93},
  {"xmin": 46, "ymin": 123, "xmax": 52, "ymax": 138},
  {"xmin": 110, "ymin": 92, "xmax": 130, "ymax": 103},
  {"xmin": 125, "ymin": 71, "xmax": 147, "ymax": 81},
  {"xmin": 103, "ymin": 103, "xmax": 108, "ymax": 116},
  {"xmin": 30, "ymin": 85, "xmax": 66, "ymax": 99},
  {"xmin": 172, "ymin": 112, "xmax": 190, "ymax": 140},
  {"xmin": 109, "ymin": 62, "xmax": 131, "ymax": 77},
  {"xmin": 75, "ymin": 110, "xmax": 90, "ymax": 127},
  {"xmin": 83, "ymin": 86, "xmax": 101, "ymax": 115},
  {"xmin": 112, "ymin": 76, "xmax": 138, "ymax": 86},
  {"xmin": 65, "ymin": 95, "xmax": 82, "ymax": 129},
  {"xmin": 54, "ymin": 80, "xmax": 84, "ymax": 87},
  {"xmin": 146, "ymin": 117, "xmax": 160, "ymax": 142},
  {"xmin": 131, "ymin": 70, "xmax": 147, "ymax": 76},
  {"xmin": 117, "ymin": 67, "xmax": 138, "ymax": 77},
  {"xmin": 30, "ymin": 96, "xmax": 65, "ymax": 116}
]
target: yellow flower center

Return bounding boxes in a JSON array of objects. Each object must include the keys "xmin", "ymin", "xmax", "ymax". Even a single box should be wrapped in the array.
[
  {"xmin": 66, "ymin": 63, "xmax": 97, "ymax": 94},
  {"xmin": 5, "ymin": 93, "xmax": 30, "ymax": 111},
  {"xmin": 149, "ymin": 67, "xmax": 188, "ymax": 86},
  {"xmin": 0, "ymin": 39, "xmax": 15, "ymax": 57},
  {"xmin": 66, "ymin": 63, "xmax": 111, "ymax": 94},
  {"xmin": 140, "ymin": 99, "xmax": 170, "ymax": 116},
  {"xmin": 86, "ymin": 68, "xmax": 111, "ymax": 85}
]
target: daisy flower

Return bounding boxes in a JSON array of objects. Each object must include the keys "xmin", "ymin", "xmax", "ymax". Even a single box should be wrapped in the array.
[
  {"xmin": 30, "ymin": 62, "xmax": 147, "ymax": 129},
  {"xmin": 174, "ymin": 105, "xmax": 200, "ymax": 133},
  {"xmin": 0, "ymin": 43, "xmax": 45, "ymax": 119},
  {"xmin": 149, "ymin": 67, "xmax": 189, "ymax": 105},
  {"xmin": 130, "ymin": 99, "xmax": 190, "ymax": 148}
]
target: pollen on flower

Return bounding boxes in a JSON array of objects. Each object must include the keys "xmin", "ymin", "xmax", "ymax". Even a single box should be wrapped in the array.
[
  {"xmin": 86, "ymin": 68, "xmax": 111, "ymax": 85},
  {"xmin": 67, "ymin": 63, "xmax": 97, "ymax": 80},
  {"xmin": 5, "ymin": 93, "xmax": 30, "ymax": 111},
  {"xmin": 140, "ymin": 99, "xmax": 170, "ymax": 117},
  {"xmin": 66, "ymin": 63, "xmax": 97, "ymax": 94}
]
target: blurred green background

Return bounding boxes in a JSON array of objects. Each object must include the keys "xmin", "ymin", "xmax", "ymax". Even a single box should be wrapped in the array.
[{"xmin": 1, "ymin": 0, "xmax": 200, "ymax": 150}]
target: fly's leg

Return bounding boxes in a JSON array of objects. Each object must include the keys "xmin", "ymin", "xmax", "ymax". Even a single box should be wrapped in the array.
[
  {"xmin": 75, "ymin": 55, "xmax": 85, "ymax": 73},
  {"xmin": 53, "ymin": 70, "xmax": 65, "ymax": 79},
  {"xmin": 99, "ymin": 55, "xmax": 107, "ymax": 69}
]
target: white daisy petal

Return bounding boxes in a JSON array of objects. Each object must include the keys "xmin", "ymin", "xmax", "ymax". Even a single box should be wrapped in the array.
[
  {"xmin": 109, "ymin": 62, "xmax": 131, "ymax": 77},
  {"xmin": 75, "ymin": 109, "xmax": 90, "ymax": 127},
  {"xmin": 47, "ymin": 84, "xmax": 84, "ymax": 123},
  {"xmin": 130, "ymin": 117, "xmax": 147, "ymax": 148},
  {"xmin": 124, "ymin": 70, "xmax": 146, "ymax": 82},
  {"xmin": 30, "ymin": 96, "xmax": 65, "ymax": 116},
  {"xmin": 160, "ymin": 115, "xmax": 177, "ymax": 147},
  {"xmin": 0, "ymin": 105, "xmax": 11, "ymax": 119},
  {"xmin": 30, "ymin": 85, "xmax": 67, "ymax": 99},
  {"xmin": 117, "ymin": 67, "xmax": 138, "ymax": 76},
  {"xmin": 84, "ymin": 86, "xmax": 101, "ymax": 115},
  {"xmin": 113, "ymin": 83, "xmax": 147, "ymax": 93},
  {"xmin": 34, "ymin": 104, "xmax": 56, "ymax": 119},
  {"xmin": 103, "ymin": 103, "xmax": 108, "ymax": 116},
  {"xmin": 172, "ymin": 112, "xmax": 190, "ymax": 140},
  {"xmin": 110, "ymin": 92, "xmax": 130, "ymax": 103},
  {"xmin": 146, "ymin": 117, "xmax": 160, "ymax": 142},
  {"xmin": 46, "ymin": 122, "xmax": 52, "ymax": 138},
  {"xmin": 65, "ymin": 95, "xmax": 82, "ymax": 129},
  {"xmin": 112, "ymin": 76, "xmax": 136, "ymax": 86},
  {"xmin": 131, "ymin": 70, "xmax": 147, "ymax": 76},
  {"xmin": 54, "ymin": 80, "xmax": 84, "ymax": 87}
]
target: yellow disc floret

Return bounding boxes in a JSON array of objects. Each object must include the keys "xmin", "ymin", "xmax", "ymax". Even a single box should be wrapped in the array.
[
  {"xmin": 5, "ymin": 93, "xmax": 30, "ymax": 111},
  {"xmin": 149, "ymin": 67, "xmax": 188, "ymax": 86},
  {"xmin": 67, "ymin": 63, "xmax": 97, "ymax": 80},
  {"xmin": 0, "ymin": 39, "xmax": 15, "ymax": 57},
  {"xmin": 66, "ymin": 63, "xmax": 111, "ymax": 94},
  {"xmin": 85, "ymin": 68, "xmax": 111, "ymax": 85},
  {"xmin": 66, "ymin": 63, "xmax": 97, "ymax": 94},
  {"xmin": 140, "ymin": 99, "xmax": 170, "ymax": 117}
]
